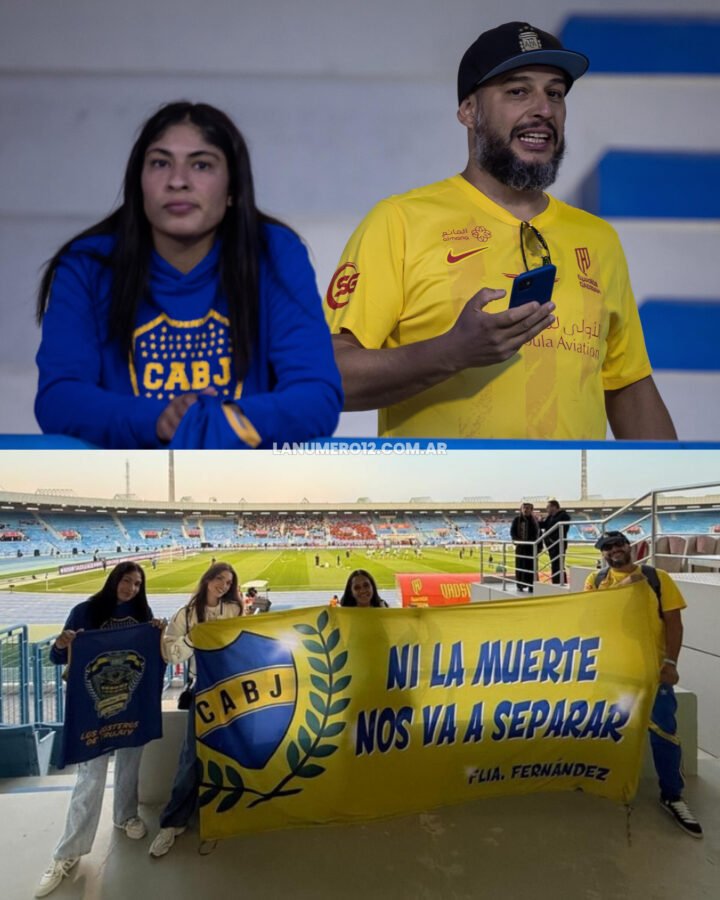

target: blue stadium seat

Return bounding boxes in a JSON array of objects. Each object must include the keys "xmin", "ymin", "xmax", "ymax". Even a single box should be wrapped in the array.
[
  {"xmin": 37, "ymin": 722, "xmax": 66, "ymax": 770},
  {"xmin": 0, "ymin": 724, "xmax": 55, "ymax": 777},
  {"xmin": 561, "ymin": 15, "xmax": 720, "ymax": 74},
  {"xmin": 640, "ymin": 300, "xmax": 720, "ymax": 370},
  {"xmin": 581, "ymin": 151, "xmax": 720, "ymax": 218}
]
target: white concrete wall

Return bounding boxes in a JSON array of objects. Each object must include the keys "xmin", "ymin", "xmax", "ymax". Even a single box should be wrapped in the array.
[
  {"xmin": 673, "ymin": 575, "xmax": 720, "ymax": 756},
  {"xmin": 2, "ymin": 0, "xmax": 719, "ymax": 436}
]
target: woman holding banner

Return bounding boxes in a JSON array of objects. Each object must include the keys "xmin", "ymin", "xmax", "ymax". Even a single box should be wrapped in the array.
[
  {"xmin": 340, "ymin": 570, "xmax": 389, "ymax": 608},
  {"xmin": 149, "ymin": 562, "xmax": 243, "ymax": 858},
  {"xmin": 36, "ymin": 562, "xmax": 164, "ymax": 898}
]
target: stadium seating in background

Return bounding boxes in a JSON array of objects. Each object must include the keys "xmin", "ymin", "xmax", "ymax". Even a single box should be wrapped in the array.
[
  {"xmin": 561, "ymin": 15, "xmax": 720, "ymax": 435},
  {"xmin": 630, "ymin": 539, "xmax": 650, "ymax": 564},
  {"xmin": 561, "ymin": 16, "xmax": 720, "ymax": 74},
  {"xmin": 580, "ymin": 151, "xmax": 720, "ymax": 220},
  {"xmin": 653, "ymin": 535, "xmax": 689, "ymax": 573},
  {"xmin": 693, "ymin": 534, "xmax": 719, "ymax": 556},
  {"xmin": 36, "ymin": 722, "xmax": 65, "ymax": 771},
  {"xmin": 0, "ymin": 724, "xmax": 54, "ymax": 777},
  {"xmin": 638, "ymin": 299, "xmax": 720, "ymax": 373}
]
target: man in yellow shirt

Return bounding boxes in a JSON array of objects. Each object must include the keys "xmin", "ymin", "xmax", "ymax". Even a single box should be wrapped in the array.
[
  {"xmin": 326, "ymin": 22, "xmax": 676, "ymax": 440},
  {"xmin": 584, "ymin": 531, "xmax": 702, "ymax": 838}
]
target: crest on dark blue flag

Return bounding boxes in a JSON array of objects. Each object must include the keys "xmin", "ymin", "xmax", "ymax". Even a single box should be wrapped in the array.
[
  {"xmin": 61, "ymin": 623, "xmax": 164, "ymax": 766},
  {"xmin": 84, "ymin": 650, "xmax": 145, "ymax": 719},
  {"xmin": 195, "ymin": 632, "xmax": 297, "ymax": 770}
]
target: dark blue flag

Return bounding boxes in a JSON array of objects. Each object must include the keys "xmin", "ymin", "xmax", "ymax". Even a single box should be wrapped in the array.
[{"xmin": 61, "ymin": 623, "xmax": 164, "ymax": 765}]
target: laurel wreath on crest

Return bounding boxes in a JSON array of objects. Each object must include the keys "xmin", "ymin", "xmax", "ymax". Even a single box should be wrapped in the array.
[{"xmin": 198, "ymin": 609, "xmax": 351, "ymax": 813}]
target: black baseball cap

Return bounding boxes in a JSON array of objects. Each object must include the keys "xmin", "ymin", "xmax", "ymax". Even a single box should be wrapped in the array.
[
  {"xmin": 595, "ymin": 531, "xmax": 630, "ymax": 551},
  {"xmin": 458, "ymin": 22, "xmax": 589, "ymax": 104}
]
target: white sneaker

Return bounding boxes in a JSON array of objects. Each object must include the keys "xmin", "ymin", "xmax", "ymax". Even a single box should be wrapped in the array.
[
  {"xmin": 149, "ymin": 826, "xmax": 186, "ymax": 858},
  {"xmin": 35, "ymin": 858, "xmax": 79, "ymax": 897},
  {"xmin": 117, "ymin": 816, "xmax": 147, "ymax": 840}
]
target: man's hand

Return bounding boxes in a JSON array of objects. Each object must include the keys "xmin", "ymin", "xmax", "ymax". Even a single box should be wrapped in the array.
[
  {"xmin": 617, "ymin": 572, "xmax": 645, "ymax": 587},
  {"xmin": 661, "ymin": 609, "xmax": 683, "ymax": 686},
  {"xmin": 445, "ymin": 288, "xmax": 556, "ymax": 369},
  {"xmin": 333, "ymin": 288, "xmax": 556, "ymax": 411}
]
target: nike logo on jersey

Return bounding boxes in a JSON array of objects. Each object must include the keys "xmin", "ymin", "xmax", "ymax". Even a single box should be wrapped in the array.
[{"xmin": 446, "ymin": 248, "xmax": 489, "ymax": 264}]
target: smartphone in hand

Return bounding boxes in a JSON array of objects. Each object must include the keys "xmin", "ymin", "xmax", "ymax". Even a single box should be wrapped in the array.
[{"xmin": 508, "ymin": 264, "xmax": 556, "ymax": 309}]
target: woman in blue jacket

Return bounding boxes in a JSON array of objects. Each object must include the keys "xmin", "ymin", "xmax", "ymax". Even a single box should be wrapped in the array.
[
  {"xmin": 35, "ymin": 101, "xmax": 342, "ymax": 449},
  {"xmin": 36, "ymin": 562, "xmax": 164, "ymax": 898}
]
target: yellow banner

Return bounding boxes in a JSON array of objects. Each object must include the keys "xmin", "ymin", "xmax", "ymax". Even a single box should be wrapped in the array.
[{"xmin": 191, "ymin": 583, "xmax": 661, "ymax": 838}]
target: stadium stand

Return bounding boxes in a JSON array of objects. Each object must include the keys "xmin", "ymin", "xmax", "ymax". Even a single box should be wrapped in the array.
[
  {"xmin": 121, "ymin": 516, "xmax": 196, "ymax": 549},
  {"xmin": 327, "ymin": 517, "xmax": 377, "ymax": 545},
  {"xmin": 640, "ymin": 300, "xmax": 720, "ymax": 372},
  {"xmin": 0, "ymin": 724, "xmax": 54, "ymax": 777},
  {"xmin": 562, "ymin": 14, "xmax": 720, "ymax": 437},
  {"xmin": 1, "ymin": 500, "xmax": 719, "ymax": 565},
  {"xmin": 406, "ymin": 514, "xmax": 453, "ymax": 545},
  {"xmin": 0, "ymin": 513, "xmax": 57, "ymax": 556},
  {"xmin": 561, "ymin": 15, "xmax": 720, "ymax": 74},
  {"xmin": 653, "ymin": 534, "xmax": 689, "ymax": 574},
  {"xmin": 581, "ymin": 150, "xmax": 720, "ymax": 220},
  {"xmin": 39, "ymin": 514, "xmax": 126, "ymax": 553},
  {"xmin": 202, "ymin": 517, "xmax": 239, "ymax": 546}
]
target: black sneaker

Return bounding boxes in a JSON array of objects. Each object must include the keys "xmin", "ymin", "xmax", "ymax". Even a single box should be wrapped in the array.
[{"xmin": 660, "ymin": 798, "xmax": 703, "ymax": 838}]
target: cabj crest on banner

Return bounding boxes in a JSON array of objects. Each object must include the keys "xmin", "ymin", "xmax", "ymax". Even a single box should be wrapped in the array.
[{"xmin": 195, "ymin": 610, "xmax": 351, "ymax": 821}]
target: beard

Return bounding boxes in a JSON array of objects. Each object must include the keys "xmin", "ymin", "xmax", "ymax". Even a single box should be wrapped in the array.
[
  {"xmin": 472, "ymin": 110, "xmax": 565, "ymax": 192},
  {"xmin": 606, "ymin": 550, "xmax": 632, "ymax": 569}
]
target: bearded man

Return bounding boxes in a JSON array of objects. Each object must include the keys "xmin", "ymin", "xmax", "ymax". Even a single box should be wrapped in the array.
[
  {"xmin": 584, "ymin": 531, "xmax": 702, "ymax": 838},
  {"xmin": 325, "ymin": 22, "xmax": 675, "ymax": 440}
]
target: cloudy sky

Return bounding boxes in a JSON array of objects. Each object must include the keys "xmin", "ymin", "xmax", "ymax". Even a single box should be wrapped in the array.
[{"xmin": 0, "ymin": 450, "xmax": 718, "ymax": 503}]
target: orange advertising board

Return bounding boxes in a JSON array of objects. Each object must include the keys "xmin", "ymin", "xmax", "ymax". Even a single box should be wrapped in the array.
[{"xmin": 395, "ymin": 572, "xmax": 482, "ymax": 607}]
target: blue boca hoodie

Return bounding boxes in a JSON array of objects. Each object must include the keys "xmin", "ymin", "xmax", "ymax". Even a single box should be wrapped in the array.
[{"xmin": 35, "ymin": 225, "xmax": 343, "ymax": 448}]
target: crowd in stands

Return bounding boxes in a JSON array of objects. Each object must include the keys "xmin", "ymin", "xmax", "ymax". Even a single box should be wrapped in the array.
[{"xmin": 1, "ymin": 507, "xmax": 719, "ymax": 560}]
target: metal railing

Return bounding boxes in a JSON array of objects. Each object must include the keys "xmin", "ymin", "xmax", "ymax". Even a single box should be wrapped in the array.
[
  {"xmin": 0, "ymin": 625, "xmax": 183, "ymax": 724},
  {"xmin": 0, "ymin": 624, "xmax": 30, "ymax": 724},
  {"xmin": 31, "ymin": 636, "xmax": 65, "ymax": 724}
]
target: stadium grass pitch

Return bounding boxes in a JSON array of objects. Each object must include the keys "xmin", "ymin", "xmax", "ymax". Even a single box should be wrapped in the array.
[{"xmin": 10, "ymin": 546, "xmax": 599, "ymax": 596}]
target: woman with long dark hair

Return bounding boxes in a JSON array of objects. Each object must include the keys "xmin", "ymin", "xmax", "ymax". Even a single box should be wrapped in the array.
[
  {"xmin": 36, "ymin": 562, "xmax": 164, "ymax": 898},
  {"xmin": 149, "ymin": 562, "xmax": 242, "ymax": 857},
  {"xmin": 35, "ymin": 101, "xmax": 342, "ymax": 448},
  {"xmin": 340, "ymin": 569, "xmax": 389, "ymax": 608}
]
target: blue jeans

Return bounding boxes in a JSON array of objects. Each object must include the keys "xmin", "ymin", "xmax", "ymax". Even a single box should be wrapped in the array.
[
  {"xmin": 55, "ymin": 746, "xmax": 143, "ymax": 859},
  {"xmin": 159, "ymin": 703, "xmax": 199, "ymax": 829},
  {"xmin": 649, "ymin": 684, "xmax": 684, "ymax": 801}
]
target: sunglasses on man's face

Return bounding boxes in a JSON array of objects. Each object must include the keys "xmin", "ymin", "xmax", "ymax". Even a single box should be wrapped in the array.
[{"xmin": 603, "ymin": 541, "xmax": 628, "ymax": 551}]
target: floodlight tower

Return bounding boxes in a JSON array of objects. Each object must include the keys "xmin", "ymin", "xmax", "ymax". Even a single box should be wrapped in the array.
[
  {"xmin": 581, "ymin": 449, "xmax": 588, "ymax": 501},
  {"xmin": 125, "ymin": 459, "xmax": 130, "ymax": 498},
  {"xmin": 168, "ymin": 450, "xmax": 176, "ymax": 503}
]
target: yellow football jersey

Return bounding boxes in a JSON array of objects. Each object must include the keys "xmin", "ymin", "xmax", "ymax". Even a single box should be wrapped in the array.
[
  {"xmin": 326, "ymin": 175, "xmax": 652, "ymax": 439},
  {"xmin": 584, "ymin": 565, "xmax": 685, "ymax": 661}
]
